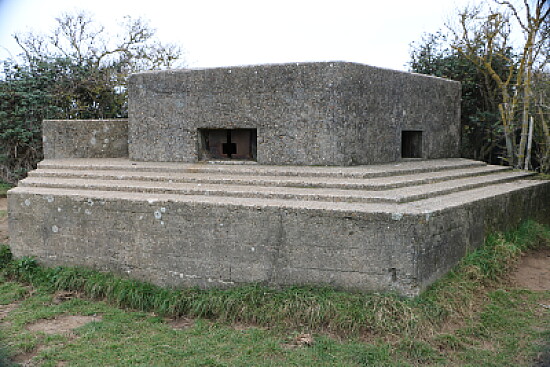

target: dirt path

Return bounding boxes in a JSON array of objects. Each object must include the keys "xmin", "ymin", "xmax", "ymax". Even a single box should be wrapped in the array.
[
  {"xmin": 0, "ymin": 198, "xmax": 7, "ymax": 244},
  {"xmin": 510, "ymin": 247, "xmax": 550, "ymax": 291},
  {"xmin": 514, "ymin": 249, "xmax": 550, "ymax": 367}
]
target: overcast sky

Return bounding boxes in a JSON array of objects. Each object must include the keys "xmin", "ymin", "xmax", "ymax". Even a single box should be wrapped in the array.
[{"xmin": 0, "ymin": 0, "xmax": 478, "ymax": 71}]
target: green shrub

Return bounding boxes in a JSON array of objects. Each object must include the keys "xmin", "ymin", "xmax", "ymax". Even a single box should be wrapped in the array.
[
  {"xmin": 0, "ymin": 181, "xmax": 12, "ymax": 196},
  {"xmin": 0, "ymin": 245, "xmax": 13, "ymax": 267}
]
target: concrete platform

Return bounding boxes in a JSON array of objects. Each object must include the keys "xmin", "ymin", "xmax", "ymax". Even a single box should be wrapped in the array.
[{"xmin": 8, "ymin": 158, "xmax": 550, "ymax": 296}]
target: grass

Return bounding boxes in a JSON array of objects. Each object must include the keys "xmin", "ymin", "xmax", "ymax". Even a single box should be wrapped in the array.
[
  {"xmin": 0, "ymin": 180, "xmax": 12, "ymax": 197},
  {"xmin": 0, "ymin": 219, "xmax": 548, "ymax": 366}
]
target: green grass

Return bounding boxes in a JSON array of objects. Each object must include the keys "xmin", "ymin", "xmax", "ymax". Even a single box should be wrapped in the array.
[
  {"xmin": 0, "ymin": 181, "xmax": 12, "ymax": 197},
  {"xmin": 0, "ymin": 220, "xmax": 549, "ymax": 366}
]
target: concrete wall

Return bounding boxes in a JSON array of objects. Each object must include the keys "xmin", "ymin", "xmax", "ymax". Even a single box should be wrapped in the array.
[
  {"xmin": 7, "ymin": 192, "xmax": 412, "ymax": 294},
  {"xmin": 412, "ymin": 183, "xmax": 550, "ymax": 288},
  {"xmin": 128, "ymin": 62, "xmax": 461, "ymax": 165},
  {"xmin": 337, "ymin": 65, "xmax": 461, "ymax": 164},
  {"xmin": 8, "ymin": 182, "xmax": 549, "ymax": 296},
  {"xmin": 43, "ymin": 120, "xmax": 128, "ymax": 159}
]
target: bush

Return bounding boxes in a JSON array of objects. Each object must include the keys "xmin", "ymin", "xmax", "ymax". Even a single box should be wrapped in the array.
[{"xmin": 0, "ymin": 245, "xmax": 13, "ymax": 268}]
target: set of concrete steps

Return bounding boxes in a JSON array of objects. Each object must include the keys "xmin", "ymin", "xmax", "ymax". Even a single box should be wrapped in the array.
[
  {"xmin": 17, "ymin": 158, "xmax": 535, "ymax": 209},
  {"xmin": 10, "ymin": 158, "xmax": 549, "ymax": 296}
]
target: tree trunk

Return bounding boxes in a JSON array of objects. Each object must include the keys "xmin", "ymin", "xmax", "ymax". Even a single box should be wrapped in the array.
[{"xmin": 525, "ymin": 116, "xmax": 534, "ymax": 170}]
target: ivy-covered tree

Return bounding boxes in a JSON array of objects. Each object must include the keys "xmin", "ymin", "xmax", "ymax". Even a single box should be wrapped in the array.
[
  {"xmin": 449, "ymin": 1, "xmax": 549, "ymax": 170},
  {"xmin": 0, "ymin": 12, "xmax": 183, "ymax": 183},
  {"xmin": 0, "ymin": 60, "xmax": 60, "ymax": 181},
  {"xmin": 410, "ymin": 0, "xmax": 550, "ymax": 172},
  {"xmin": 409, "ymin": 32, "xmax": 514, "ymax": 164}
]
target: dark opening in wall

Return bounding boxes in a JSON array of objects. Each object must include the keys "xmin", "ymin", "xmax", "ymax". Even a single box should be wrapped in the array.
[
  {"xmin": 199, "ymin": 129, "xmax": 257, "ymax": 160},
  {"xmin": 401, "ymin": 130, "xmax": 423, "ymax": 158}
]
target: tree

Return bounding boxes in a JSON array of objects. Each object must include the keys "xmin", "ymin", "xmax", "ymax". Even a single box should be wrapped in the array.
[
  {"xmin": 410, "ymin": 32, "xmax": 512, "ymax": 163},
  {"xmin": 0, "ymin": 60, "xmax": 61, "ymax": 181},
  {"xmin": 532, "ymin": 66, "xmax": 550, "ymax": 172},
  {"xmin": 0, "ymin": 12, "xmax": 184, "ymax": 182},
  {"xmin": 449, "ymin": 0, "xmax": 549, "ymax": 169},
  {"xmin": 13, "ymin": 12, "xmax": 182, "ymax": 118},
  {"xmin": 14, "ymin": 12, "xmax": 182, "ymax": 70}
]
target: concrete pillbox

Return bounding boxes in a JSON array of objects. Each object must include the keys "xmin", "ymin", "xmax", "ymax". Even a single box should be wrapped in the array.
[
  {"xmin": 128, "ymin": 62, "xmax": 461, "ymax": 165},
  {"xmin": 10, "ymin": 62, "xmax": 548, "ymax": 297}
]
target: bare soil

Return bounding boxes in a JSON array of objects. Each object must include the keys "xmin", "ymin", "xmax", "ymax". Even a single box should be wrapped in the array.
[
  {"xmin": 25, "ymin": 315, "xmax": 101, "ymax": 335},
  {"xmin": 11, "ymin": 346, "xmax": 46, "ymax": 365},
  {"xmin": 510, "ymin": 247, "xmax": 550, "ymax": 291},
  {"xmin": 168, "ymin": 317, "xmax": 195, "ymax": 330},
  {"xmin": 510, "ymin": 248, "xmax": 550, "ymax": 367},
  {"xmin": 10, "ymin": 314, "xmax": 101, "ymax": 366}
]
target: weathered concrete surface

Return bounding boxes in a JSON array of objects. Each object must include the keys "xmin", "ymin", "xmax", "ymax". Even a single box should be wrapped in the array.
[
  {"xmin": 8, "ymin": 159, "xmax": 550, "ymax": 296},
  {"xmin": 43, "ymin": 120, "xmax": 128, "ymax": 159},
  {"xmin": 128, "ymin": 62, "xmax": 461, "ymax": 165},
  {"xmin": 8, "ymin": 63, "xmax": 548, "ymax": 297}
]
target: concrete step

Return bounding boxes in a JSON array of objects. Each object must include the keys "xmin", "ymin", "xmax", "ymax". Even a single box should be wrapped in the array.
[
  {"xmin": 386, "ymin": 170, "xmax": 533, "ymax": 203},
  {"xmin": 22, "ymin": 158, "xmax": 536, "ymax": 204},
  {"xmin": 10, "ymin": 178, "xmax": 546, "ymax": 214},
  {"xmin": 20, "ymin": 170, "xmax": 533, "ymax": 204},
  {"xmin": 28, "ymin": 164, "xmax": 511, "ymax": 191},
  {"xmin": 37, "ymin": 158, "xmax": 487, "ymax": 179}
]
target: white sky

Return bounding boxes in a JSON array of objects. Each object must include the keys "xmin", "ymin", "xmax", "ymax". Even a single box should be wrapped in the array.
[{"xmin": 0, "ymin": 0, "xmax": 479, "ymax": 71}]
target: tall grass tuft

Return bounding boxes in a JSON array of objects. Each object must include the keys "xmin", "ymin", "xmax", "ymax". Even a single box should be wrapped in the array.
[{"xmin": 0, "ymin": 220, "xmax": 548, "ymax": 337}]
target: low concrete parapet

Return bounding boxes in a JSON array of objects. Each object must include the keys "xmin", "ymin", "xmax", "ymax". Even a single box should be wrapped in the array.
[{"xmin": 43, "ymin": 119, "xmax": 128, "ymax": 159}]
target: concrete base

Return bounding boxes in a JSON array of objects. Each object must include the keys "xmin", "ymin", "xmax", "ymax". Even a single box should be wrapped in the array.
[{"xmin": 8, "ymin": 159, "xmax": 550, "ymax": 296}]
